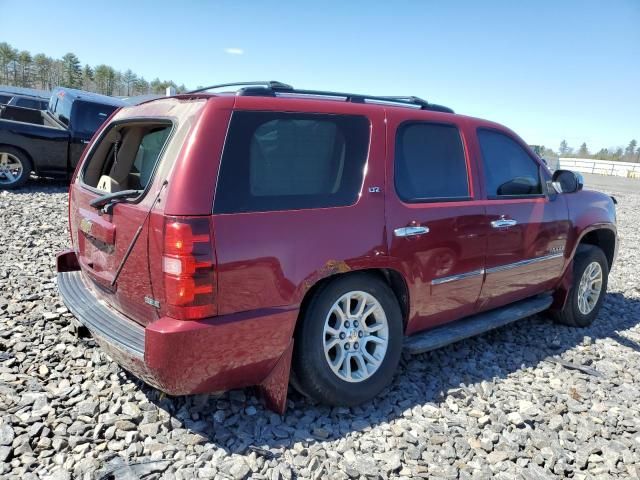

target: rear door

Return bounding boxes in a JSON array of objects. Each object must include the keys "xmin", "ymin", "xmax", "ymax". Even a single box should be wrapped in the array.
[
  {"xmin": 69, "ymin": 117, "xmax": 175, "ymax": 325},
  {"xmin": 473, "ymin": 128, "xmax": 569, "ymax": 311},
  {"xmin": 212, "ymin": 98, "xmax": 386, "ymax": 315},
  {"xmin": 385, "ymin": 111, "xmax": 487, "ymax": 335}
]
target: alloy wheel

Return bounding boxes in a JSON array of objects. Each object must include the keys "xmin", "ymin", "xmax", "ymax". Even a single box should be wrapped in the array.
[
  {"xmin": 577, "ymin": 261, "xmax": 603, "ymax": 315},
  {"xmin": 323, "ymin": 290, "xmax": 389, "ymax": 382},
  {"xmin": 0, "ymin": 152, "xmax": 24, "ymax": 186}
]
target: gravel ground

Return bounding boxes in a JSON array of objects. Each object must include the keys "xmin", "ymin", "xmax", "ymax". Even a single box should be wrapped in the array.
[{"xmin": 1, "ymin": 177, "xmax": 639, "ymax": 480}]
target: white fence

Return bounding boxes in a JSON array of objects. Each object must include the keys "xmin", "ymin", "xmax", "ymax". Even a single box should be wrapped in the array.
[{"xmin": 546, "ymin": 157, "xmax": 640, "ymax": 178}]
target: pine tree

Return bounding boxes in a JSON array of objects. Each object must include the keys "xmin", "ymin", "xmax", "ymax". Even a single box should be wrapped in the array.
[
  {"xmin": 17, "ymin": 50, "xmax": 32, "ymax": 87},
  {"xmin": 61, "ymin": 53, "xmax": 82, "ymax": 88},
  {"xmin": 33, "ymin": 54, "xmax": 52, "ymax": 89},
  {"xmin": 578, "ymin": 142, "xmax": 589, "ymax": 157},
  {"xmin": 82, "ymin": 64, "xmax": 94, "ymax": 91},
  {"xmin": 0, "ymin": 42, "xmax": 18, "ymax": 84},
  {"xmin": 624, "ymin": 139, "xmax": 637, "ymax": 161},
  {"xmin": 122, "ymin": 69, "xmax": 137, "ymax": 96}
]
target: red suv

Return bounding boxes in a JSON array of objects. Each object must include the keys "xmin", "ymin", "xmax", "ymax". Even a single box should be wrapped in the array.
[{"xmin": 57, "ymin": 81, "xmax": 617, "ymax": 413}]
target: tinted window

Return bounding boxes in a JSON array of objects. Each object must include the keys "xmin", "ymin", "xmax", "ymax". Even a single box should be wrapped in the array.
[
  {"xmin": 72, "ymin": 101, "xmax": 119, "ymax": 136},
  {"xmin": 0, "ymin": 95, "xmax": 12, "ymax": 104},
  {"xmin": 52, "ymin": 94, "xmax": 73, "ymax": 125},
  {"xmin": 478, "ymin": 129, "xmax": 542, "ymax": 197},
  {"xmin": 395, "ymin": 123, "xmax": 469, "ymax": 201},
  {"xmin": 15, "ymin": 98, "xmax": 42, "ymax": 109},
  {"xmin": 214, "ymin": 111, "xmax": 370, "ymax": 213}
]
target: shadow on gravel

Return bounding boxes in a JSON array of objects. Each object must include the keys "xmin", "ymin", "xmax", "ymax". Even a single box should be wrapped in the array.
[
  {"xmin": 110, "ymin": 291, "xmax": 640, "ymax": 457},
  {"xmin": 1, "ymin": 177, "xmax": 68, "ymax": 195}
]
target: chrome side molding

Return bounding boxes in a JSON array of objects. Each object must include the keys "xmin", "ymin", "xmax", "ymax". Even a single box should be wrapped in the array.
[
  {"xmin": 432, "ymin": 269, "xmax": 485, "ymax": 285},
  {"xmin": 486, "ymin": 252, "xmax": 564, "ymax": 274},
  {"xmin": 430, "ymin": 252, "xmax": 565, "ymax": 285}
]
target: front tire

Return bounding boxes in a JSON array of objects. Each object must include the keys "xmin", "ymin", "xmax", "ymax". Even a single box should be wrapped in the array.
[
  {"xmin": 0, "ymin": 147, "xmax": 32, "ymax": 189},
  {"xmin": 292, "ymin": 273, "xmax": 403, "ymax": 406},
  {"xmin": 553, "ymin": 245, "xmax": 608, "ymax": 327}
]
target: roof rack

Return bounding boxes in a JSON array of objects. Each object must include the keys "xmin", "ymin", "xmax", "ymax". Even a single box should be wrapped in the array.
[
  {"xmin": 187, "ymin": 81, "xmax": 294, "ymax": 94},
  {"xmin": 187, "ymin": 81, "xmax": 454, "ymax": 113}
]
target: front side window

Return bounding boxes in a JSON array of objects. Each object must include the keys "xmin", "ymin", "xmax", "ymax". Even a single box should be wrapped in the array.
[
  {"xmin": 395, "ymin": 122, "xmax": 469, "ymax": 202},
  {"xmin": 214, "ymin": 111, "xmax": 370, "ymax": 213},
  {"xmin": 478, "ymin": 129, "xmax": 542, "ymax": 197}
]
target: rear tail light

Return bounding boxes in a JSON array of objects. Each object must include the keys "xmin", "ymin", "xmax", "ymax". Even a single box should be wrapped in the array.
[{"xmin": 162, "ymin": 216, "xmax": 216, "ymax": 320}]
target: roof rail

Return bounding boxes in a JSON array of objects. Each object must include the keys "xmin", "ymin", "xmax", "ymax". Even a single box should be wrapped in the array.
[
  {"xmin": 187, "ymin": 81, "xmax": 454, "ymax": 113},
  {"xmin": 187, "ymin": 81, "xmax": 293, "ymax": 94}
]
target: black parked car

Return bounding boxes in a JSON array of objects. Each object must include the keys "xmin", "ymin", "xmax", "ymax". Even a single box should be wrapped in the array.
[{"xmin": 0, "ymin": 87, "xmax": 125, "ymax": 188}]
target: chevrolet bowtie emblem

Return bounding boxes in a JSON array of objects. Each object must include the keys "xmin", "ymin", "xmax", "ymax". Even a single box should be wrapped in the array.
[{"xmin": 79, "ymin": 218, "xmax": 93, "ymax": 236}]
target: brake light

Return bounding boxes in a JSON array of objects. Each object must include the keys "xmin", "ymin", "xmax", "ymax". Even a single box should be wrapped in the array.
[{"xmin": 162, "ymin": 216, "xmax": 216, "ymax": 320}]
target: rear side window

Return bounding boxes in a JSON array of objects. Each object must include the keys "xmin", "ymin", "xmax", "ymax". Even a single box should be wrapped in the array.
[
  {"xmin": 478, "ymin": 129, "xmax": 542, "ymax": 197},
  {"xmin": 15, "ymin": 98, "xmax": 41, "ymax": 109},
  {"xmin": 395, "ymin": 122, "xmax": 469, "ymax": 202},
  {"xmin": 0, "ymin": 94, "xmax": 11, "ymax": 104},
  {"xmin": 214, "ymin": 111, "xmax": 370, "ymax": 214}
]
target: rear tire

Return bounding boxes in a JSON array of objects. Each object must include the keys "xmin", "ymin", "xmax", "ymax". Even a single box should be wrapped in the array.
[
  {"xmin": 292, "ymin": 273, "xmax": 403, "ymax": 406},
  {"xmin": 553, "ymin": 245, "xmax": 608, "ymax": 327},
  {"xmin": 0, "ymin": 147, "xmax": 32, "ymax": 189}
]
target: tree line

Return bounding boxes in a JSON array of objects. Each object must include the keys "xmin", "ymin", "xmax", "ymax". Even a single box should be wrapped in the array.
[
  {"xmin": 536, "ymin": 139, "xmax": 640, "ymax": 163},
  {"xmin": 0, "ymin": 42, "xmax": 187, "ymax": 97}
]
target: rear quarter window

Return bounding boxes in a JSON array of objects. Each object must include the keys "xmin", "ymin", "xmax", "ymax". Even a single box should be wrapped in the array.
[
  {"xmin": 214, "ymin": 111, "xmax": 370, "ymax": 214},
  {"xmin": 15, "ymin": 98, "xmax": 42, "ymax": 109}
]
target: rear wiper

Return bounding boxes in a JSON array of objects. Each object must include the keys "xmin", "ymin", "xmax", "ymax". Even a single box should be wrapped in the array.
[{"xmin": 89, "ymin": 189, "xmax": 142, "ymax": 210}]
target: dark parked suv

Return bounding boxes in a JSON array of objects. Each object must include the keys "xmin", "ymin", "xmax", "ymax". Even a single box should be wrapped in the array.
[{"xmin": 57, "ymin": 81, "xmax": 617, "ymax": 413}]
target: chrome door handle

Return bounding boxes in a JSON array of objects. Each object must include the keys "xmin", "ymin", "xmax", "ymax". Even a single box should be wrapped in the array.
[
  {"xmin": 394, "ymin": 226, "xmax": 429, "ymax": 237},
  {"xmin": 491, "ymin": 216, "xmax": 517, "ymax": 228}
]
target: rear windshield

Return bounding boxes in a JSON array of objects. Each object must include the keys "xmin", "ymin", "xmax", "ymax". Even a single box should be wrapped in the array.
[
  {"xmin": 214, "ymin": 111, "xmax": 370, "ymax": 214},
  {"xmin": 81, "ymin": 121, "xmax": 172, "ymax": 193},
  {"xmin": 72, "ymin": 101, "xmax": 119, "ymax": 136}
]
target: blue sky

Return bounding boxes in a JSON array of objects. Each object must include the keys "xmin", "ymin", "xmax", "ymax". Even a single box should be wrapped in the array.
[{"xmin": 2, "ymin": 0, "xmax": 638, "ymax": 151}]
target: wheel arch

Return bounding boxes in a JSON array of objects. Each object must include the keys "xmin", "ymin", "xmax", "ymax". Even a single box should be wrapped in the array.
[
  {"xmin": 551, "ymin": 225, "xmax": 616, "ymax": 312},
  {"xmin": 293, "ymin": 267, "xmax": 410, "ymax": 341},
  {"xmin": 0, "ymin": 143, "xmax": 36, "ymax": 174},
  {"xmin": 577, "ymin": 227, "xmax": 616, "ymax": 270}
]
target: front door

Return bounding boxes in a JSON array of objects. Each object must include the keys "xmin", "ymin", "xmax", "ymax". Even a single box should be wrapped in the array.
[
  {"xmin": 385, "ymin": 114, "xmax": 487, "ymax": 335},
  {"xmin": 473, "ymin": 128, "xmax": 569, "ymax": 311}
]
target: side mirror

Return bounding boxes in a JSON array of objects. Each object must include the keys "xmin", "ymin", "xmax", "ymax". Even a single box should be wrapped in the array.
[{"xmin": 552, "ymin": 169, "xmax": 584, "ymax": 193}]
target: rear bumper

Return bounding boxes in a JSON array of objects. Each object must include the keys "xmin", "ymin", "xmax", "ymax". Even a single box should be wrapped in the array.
[
  {"xmin": 56, "ymin": 251, "xmax": 297, "ymax": 397},
  {"xmin": 58, "ymin": 270, "xmax": 145, "ymax": 357}
]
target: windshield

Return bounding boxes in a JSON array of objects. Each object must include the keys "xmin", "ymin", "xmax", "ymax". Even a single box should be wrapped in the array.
[{"xmin": 72, "ymin": 100, "xmax": 119, "ymax": 136}]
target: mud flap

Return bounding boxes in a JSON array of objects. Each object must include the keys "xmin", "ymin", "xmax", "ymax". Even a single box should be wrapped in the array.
[
  {"xmin": 551, "ymin": 259, "xmax": 574, "ymax": 312},
  {"xmin": 256, "ymin": 339, "xmax": 294, "ymax": 415}
]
